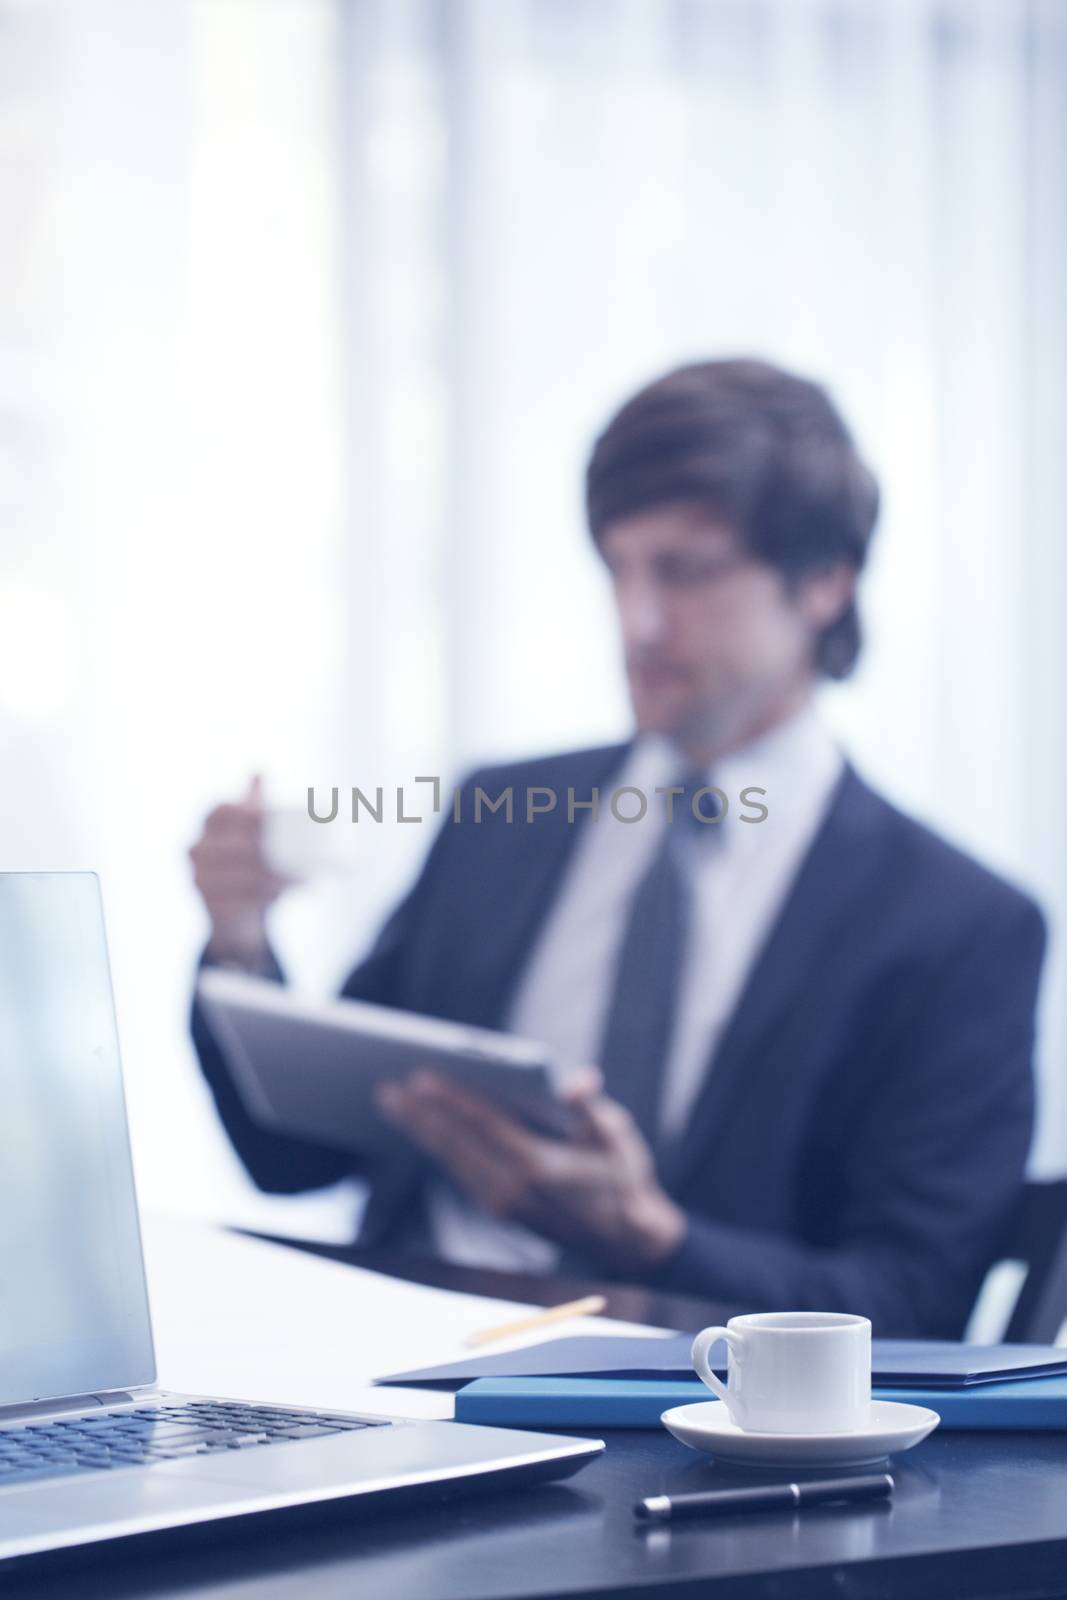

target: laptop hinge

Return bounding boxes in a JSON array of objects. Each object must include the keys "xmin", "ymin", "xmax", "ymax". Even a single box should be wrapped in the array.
[{"xmin": 0, "ymin": 1391, "xmax": 140, "ymax": 1423}]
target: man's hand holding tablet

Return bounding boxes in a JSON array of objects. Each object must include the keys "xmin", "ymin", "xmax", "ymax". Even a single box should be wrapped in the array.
[
  {"xmin": 196, "ymin": 968, "xmax": 686, "ymax": 1268},
  {"xmin": 377, "ymin": 1067, "xmax": 686, "ymax": 1268}
]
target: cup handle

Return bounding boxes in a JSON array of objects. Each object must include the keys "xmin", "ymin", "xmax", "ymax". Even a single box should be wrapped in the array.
[{"xmin": 691, "ymin": 1326, "xmax": 745, "ymax": 1413}]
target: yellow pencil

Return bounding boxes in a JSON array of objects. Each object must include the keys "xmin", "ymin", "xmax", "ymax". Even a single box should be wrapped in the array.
[{"xmin": 466, "ymin": 1294, "xmax": 607, "ymax": 1348}]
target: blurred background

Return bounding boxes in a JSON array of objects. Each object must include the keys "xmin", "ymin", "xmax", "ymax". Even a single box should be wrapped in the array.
[{"xmin": 2, "ymin": 0, "xmax": 1065, "ymax": 1236}]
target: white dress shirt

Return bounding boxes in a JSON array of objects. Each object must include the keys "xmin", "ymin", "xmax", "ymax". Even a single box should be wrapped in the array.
[{"xmin": 427, "ymin": 704, "xmax": 845, "ymax": 1270}]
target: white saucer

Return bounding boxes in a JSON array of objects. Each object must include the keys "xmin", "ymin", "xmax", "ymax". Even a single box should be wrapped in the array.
[{"xmin": 661, "ymin": 1400, "xmax": 940, "ymax": 1468}]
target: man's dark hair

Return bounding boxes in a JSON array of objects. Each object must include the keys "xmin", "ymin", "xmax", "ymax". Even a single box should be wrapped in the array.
[{"xmin": 585, "ymin": 358, "xmax": 880, "ymax": 679}]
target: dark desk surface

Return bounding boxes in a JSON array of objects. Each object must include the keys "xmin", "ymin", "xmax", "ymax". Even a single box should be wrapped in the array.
[
  {"xmin": 259, "ymin": 1234, "xmax": 741, "ymax": 1337},
  {"xmin": 9, "ymin": 1241, "xmax": 1067, "ymax": 1600}
]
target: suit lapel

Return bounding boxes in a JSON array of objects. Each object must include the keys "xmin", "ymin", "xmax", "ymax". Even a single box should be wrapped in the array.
[
  {"xmin": 661, "ymin": 766, "xmax": 895, "ymax": 1194},
  {"xmin": 460, "ymin": 742, "xmax": 633, "ymax": 1030}
]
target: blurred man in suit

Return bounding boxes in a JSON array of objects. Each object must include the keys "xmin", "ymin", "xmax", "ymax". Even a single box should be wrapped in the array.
[{"xmin": 189, "ymin": 359, "xmax": 1045, "ymax": 1336}]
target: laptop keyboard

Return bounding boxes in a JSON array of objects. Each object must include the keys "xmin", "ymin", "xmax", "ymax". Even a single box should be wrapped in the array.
[{"xmin": 0, "ymin": 1400, "xmax": 384, "ymax": 1487}]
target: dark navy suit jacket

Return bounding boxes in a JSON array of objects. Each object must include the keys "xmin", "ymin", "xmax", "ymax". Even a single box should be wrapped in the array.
[{"xmin": 192, "ymin": 743, "xmax": 1046, "ymax": 1337}]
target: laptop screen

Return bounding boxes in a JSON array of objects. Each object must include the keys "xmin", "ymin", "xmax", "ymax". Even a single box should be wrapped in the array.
[{"xmin": 0, "ymin": 873, "xmax": 155, "ymax": 1405}]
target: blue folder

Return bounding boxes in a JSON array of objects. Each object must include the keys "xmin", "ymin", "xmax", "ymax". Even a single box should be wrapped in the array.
[
  {"xmin": 453, "ymin": 1375, "xmax": 1067, "ymax": 1430},
  {"xmin": 383, "ymin": 1335, "xmax": 1067, "ymax": 1389}
]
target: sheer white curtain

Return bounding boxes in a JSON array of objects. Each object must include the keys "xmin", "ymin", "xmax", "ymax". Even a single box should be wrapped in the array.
[{"xmin": 2, "ymin": 0, "xmax": 1065, "ymax": 1233}]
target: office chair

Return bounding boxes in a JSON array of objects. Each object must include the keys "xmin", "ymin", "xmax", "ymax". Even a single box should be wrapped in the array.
[{"xmin": 1002, "ymin": 1180, "xmax": 1067, "ymax": 1343}]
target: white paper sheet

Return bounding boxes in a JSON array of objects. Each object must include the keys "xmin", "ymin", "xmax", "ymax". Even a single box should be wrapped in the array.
[{"xmin": 142, "ymin": 1213, "xmax": 670, "ymax": 1421}]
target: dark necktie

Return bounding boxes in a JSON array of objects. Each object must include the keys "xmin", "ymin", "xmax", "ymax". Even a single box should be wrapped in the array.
[{"xmin": 596, "ymin": 771, "xmax": 720, "ymax": 1146}]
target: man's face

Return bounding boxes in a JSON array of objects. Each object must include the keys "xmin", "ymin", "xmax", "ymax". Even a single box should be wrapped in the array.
[{"xmin": 599, "ymin": 502, "xmax": 850, "ymax": 750}]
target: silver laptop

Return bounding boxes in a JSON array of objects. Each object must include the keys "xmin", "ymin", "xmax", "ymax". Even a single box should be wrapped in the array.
[{"xmin": 0, "ymin": 872, "xmax": 602, "ymax": 1563}]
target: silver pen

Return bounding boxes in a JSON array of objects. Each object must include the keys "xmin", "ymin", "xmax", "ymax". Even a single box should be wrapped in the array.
[{"xmin": 635, "ymin": 1471, "xmax": 894, "ymax": 1521}]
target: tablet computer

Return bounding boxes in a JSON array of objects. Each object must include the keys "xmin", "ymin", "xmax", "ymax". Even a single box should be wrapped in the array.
[{"xmin": 196, "ymin": 969, "xmax": 575, "ymax": 1158}]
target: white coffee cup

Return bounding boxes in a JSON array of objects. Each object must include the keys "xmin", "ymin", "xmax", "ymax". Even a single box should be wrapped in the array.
[
  {"xmin": 262, "ymin": 807, "xmax": 360, "ymax": 881},
  {"xmin": 692, "ymin": 1311, "xmax": 871, "ymax": 1435}
]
